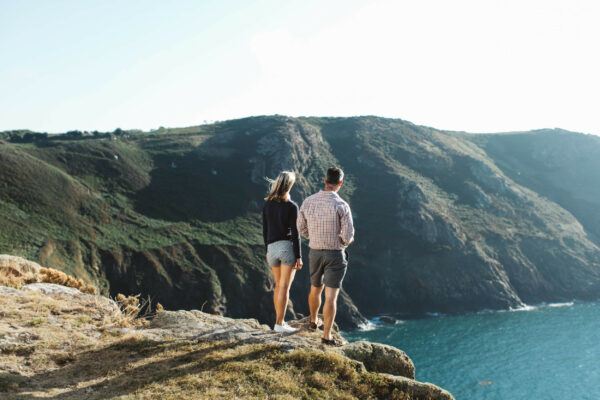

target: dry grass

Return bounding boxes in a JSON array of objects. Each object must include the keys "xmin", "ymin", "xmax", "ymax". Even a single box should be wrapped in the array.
[
  {"xmin": 112, "ymin": 293, "xmax": 154, "ymax": 328},
  {"xmin": 0, "ymin": 265, "xmax": 41, "ymax": 288},
  {"xmin": 0, "ymin": 257, "xmax": 161, "ymax": 330},
  {"xmin": 2, "ymin": 337, "xmax": 410, "ymax": 400},
  {"xmin": 39, "ymin": 267, "xmax": 97, "ymax": 294},
  {"xmin": 0, "ymin": 288, "xmax": 411, "ymax": 400},
  {"xmin": 0, "ymin": 258, "xmax": 96, "ymax": 294}
]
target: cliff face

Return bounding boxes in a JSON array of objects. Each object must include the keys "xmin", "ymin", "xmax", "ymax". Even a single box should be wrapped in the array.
[{"xmin": 1, "ymin": 117, "xmax": 599, "ymax": 327}]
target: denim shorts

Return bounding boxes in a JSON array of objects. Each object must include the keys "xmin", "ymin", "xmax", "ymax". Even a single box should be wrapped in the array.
[{"xmin": 267, "ymin": 240, "xmax": 296, "ymax": 267}]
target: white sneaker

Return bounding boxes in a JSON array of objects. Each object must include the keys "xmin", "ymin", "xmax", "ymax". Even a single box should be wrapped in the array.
[{"xmin": 274, "ymin": 323, "xmax": 297, "ymax": 333}]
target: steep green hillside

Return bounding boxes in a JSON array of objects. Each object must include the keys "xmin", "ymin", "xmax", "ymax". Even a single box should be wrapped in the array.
[
  {"xmin": 1, "ymin": 117, "xmax": 599, "ymax": 326},
  {"xmin": 467, "ymin": 130, "xmax": 600, "ymax": 242}
]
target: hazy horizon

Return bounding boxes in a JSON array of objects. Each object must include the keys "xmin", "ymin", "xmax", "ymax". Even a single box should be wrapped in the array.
[{"xmin": 1, "ymin": 0, "xmax": 599, "ymax": 135}]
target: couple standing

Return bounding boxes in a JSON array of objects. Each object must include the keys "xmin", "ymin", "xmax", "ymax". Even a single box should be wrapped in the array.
[{"xmin": 262, "ymin": 167, "xmax": 354, "ymax": 346}]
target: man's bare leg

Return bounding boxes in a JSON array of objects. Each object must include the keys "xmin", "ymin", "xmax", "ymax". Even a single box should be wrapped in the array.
[
  {"xmin": 322, "ymin": 286, "xmax": 340, "ymax": 340},
  {"xmin": 308, "ymin": 285, "xmax": 324, "ymax": 324}
]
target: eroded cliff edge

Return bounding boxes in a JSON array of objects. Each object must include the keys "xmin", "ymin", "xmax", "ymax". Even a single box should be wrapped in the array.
[{"xmin": 0, "ymin": 256, "xmax": 453, "ymax": 400}]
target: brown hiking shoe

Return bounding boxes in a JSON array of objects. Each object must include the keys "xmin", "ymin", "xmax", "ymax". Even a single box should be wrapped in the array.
[{"xmin": 308, "ymin": 318, "xmax": 323, "ymax": 331}]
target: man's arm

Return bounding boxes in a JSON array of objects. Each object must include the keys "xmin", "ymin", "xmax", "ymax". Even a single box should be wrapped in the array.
[
  {"xmin": 339, "ymin": 203, "xmax": 355, "ymax": 246},
  {"xmin": 297, "ymin": 203, "xmax": 309, "ymax": 239}
]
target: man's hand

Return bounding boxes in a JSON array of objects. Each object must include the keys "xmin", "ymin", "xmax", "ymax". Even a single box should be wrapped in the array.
[{"xmin": 294, "ymin": 258, "xmax": 303, "ymax": 270}]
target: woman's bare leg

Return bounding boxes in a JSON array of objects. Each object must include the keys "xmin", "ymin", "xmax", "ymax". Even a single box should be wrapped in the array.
[
  {"xmin": 275, "ymin": 264, "xmax": 296, "ymax": 325},
  {"xmin": 271, "ymin": 266, "xmax": 281, "ymax": 324}
]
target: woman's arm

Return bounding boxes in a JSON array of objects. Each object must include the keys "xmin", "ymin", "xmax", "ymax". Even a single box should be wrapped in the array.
[{"xmin": 289, "ymin": 203, "xmax": 302, "ymax": 260}]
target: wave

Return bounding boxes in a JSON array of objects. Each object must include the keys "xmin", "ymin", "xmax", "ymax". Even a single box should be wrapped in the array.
[
  {"xmin": 357, "ymin": 320, "xmax": 378, "ymax": 331},
  {"xmin": 363, "ymin": 300, "xmax": 582, "ymax": 328},
  {"xmin": 547, "ymin": 301, "xmax": 575, "ymax": 308},
  {"xmin": 507, "ymin": 304, "xmax": 538, "ymax": 312},
  {"xmin": 505, "ymin": 301, "xmax": 576, "ymax": 312}
]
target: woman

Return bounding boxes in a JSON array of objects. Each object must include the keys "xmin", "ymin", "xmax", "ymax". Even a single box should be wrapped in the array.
[{"xmin": 262, "ymin": 171, "xmax": 302, "ymax": 333}]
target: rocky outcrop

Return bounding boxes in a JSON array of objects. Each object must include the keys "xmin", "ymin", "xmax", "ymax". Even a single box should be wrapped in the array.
[
  {"xmin": 382, "ymin": 375, "xmax": 454, "ymax": 400},
  {"xmin": 0, "ymin": 254, "xmax": 42, "ymax": 274},
  {"xmin": 341, "ymin": 341, "xmax": 415, "ymax": 378},
  {"xmin": 22, "ymin": 283, "xmax": 118, "ymax": 313},
  {"xmin": 0, "ymin": 279, "xmax": 454, "ymax": 400}
]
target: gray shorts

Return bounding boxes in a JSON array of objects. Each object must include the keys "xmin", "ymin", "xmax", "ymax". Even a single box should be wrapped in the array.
[
  {"xmin": 267, "ymin": 240, "xmax": 296, "ymax": 267},
  {"xmin": 309, "ymin": 249, "xmax": 348, "ymax": 289}
]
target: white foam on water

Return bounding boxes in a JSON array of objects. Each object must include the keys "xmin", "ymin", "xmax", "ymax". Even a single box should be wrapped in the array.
[
  {"xmin": 358, "ymin": 320, "xmax": 377, "ymax": 331},
  {"xmin": 547, "ymin": 301, "xmax": 575, "ymax": 308},
  {"xmin": 507, "ymin": 304, "xmax": 538, "ymax": 312}
]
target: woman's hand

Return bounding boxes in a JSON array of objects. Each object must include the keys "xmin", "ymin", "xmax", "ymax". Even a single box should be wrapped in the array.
[{"xmin": 294, "ymin": 258, "xmax": 303, "ymax": 270}]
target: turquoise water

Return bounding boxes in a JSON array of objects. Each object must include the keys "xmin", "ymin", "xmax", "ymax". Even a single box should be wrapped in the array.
[{"xmin": 343, "ymin": 301, "xmax": 600, "ymax": 400}]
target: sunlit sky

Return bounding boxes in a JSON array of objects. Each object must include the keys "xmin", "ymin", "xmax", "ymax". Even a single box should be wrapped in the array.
[{"xmin": 1, "ymin": 0, "xmax": 599, "ymax": 134}]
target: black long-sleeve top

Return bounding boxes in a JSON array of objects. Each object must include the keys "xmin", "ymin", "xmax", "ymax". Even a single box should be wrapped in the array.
[{"xmin": 262, "ymin": 199, "xmax": 301, "ymax": 259}]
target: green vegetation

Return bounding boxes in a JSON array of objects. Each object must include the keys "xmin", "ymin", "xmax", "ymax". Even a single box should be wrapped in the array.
[
  {"xmin": 26, "ymin": 317, "xmax": 45, "ymax": 327},
  {"xmin": 1, "ymin": 116, "xmax": 600, "ymax": 326}
]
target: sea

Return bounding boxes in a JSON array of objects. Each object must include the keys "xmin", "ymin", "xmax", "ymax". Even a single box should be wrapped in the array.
[{"xmin": 343, "ymin": 301, "xmax": 600, "ymax": 400}]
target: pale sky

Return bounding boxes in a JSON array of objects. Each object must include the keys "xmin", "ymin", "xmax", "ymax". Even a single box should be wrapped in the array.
[{"xmin": 1, "ymin": 0, "xmax": 599, "ymax": 134}]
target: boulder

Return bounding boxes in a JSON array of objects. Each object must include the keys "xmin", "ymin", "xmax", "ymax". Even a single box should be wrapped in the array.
[
  {"xmin": 378, "ymin": 315, "xmax": 398, "ymax": 324},
  {"xmin": 382, "ymin": 374, "xmax": 454, "ymax": 400},
  {"xmin": 0, "ymin": 255, "xmax": 42, "ymax": 275},
  {"xmin": 22, "ymin": 282, "xmax": 83, "ymax": 297},
  {"xmin": 21, "ymin": 283, "xmax": 118, "ymax": 314},
  {"xmin": 341, "ymin": 341, "xmax": 415, "ymax": 379}
]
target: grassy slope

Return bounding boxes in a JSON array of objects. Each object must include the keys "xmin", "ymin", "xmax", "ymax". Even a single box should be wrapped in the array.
[
  {"xmin": 0, "ymin": 132, "xmax": 267, "ymax": 319},
  {"xmin": 467, "ymin": 129, "xmax": 600, "ymax": 242}
]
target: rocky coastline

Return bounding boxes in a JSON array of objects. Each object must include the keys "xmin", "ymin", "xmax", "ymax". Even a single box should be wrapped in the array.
[{"xmin": 0, "ymin": 255, "xmax": 453, "ymax": 399}]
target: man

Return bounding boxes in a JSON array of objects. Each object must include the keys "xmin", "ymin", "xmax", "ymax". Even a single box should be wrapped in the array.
[{"xmin": 297, "ymin": 167, "xmax": 355, "ymax": 346}]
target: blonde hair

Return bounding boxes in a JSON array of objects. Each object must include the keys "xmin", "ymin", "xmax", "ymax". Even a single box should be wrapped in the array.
[{"xmin": 265, "ymin": 171, "xmax": 296, "ymax": 202}]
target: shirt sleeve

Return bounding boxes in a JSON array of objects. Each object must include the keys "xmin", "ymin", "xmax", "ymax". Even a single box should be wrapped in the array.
[
  {"xmin": 289, "ymin": 203, "xmax": 301, "ymax": 259},
  {"xmin": 297, "ymin": 201, "xmax": 309, "ymax": 239},
  {"xmin": 339, "ymin": 202, "xmax": 355, "ymax": 246}
]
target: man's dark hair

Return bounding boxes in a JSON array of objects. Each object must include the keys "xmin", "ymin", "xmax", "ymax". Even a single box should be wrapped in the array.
[{"xmin": 326, "ymin": 167, "xmax": 344, "ymax": 185}]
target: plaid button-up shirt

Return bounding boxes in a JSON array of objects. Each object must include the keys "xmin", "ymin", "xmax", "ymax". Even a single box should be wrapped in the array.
[{"xmin": 297, "ymin": 190, "xmax": 355, "ymax": 250}]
